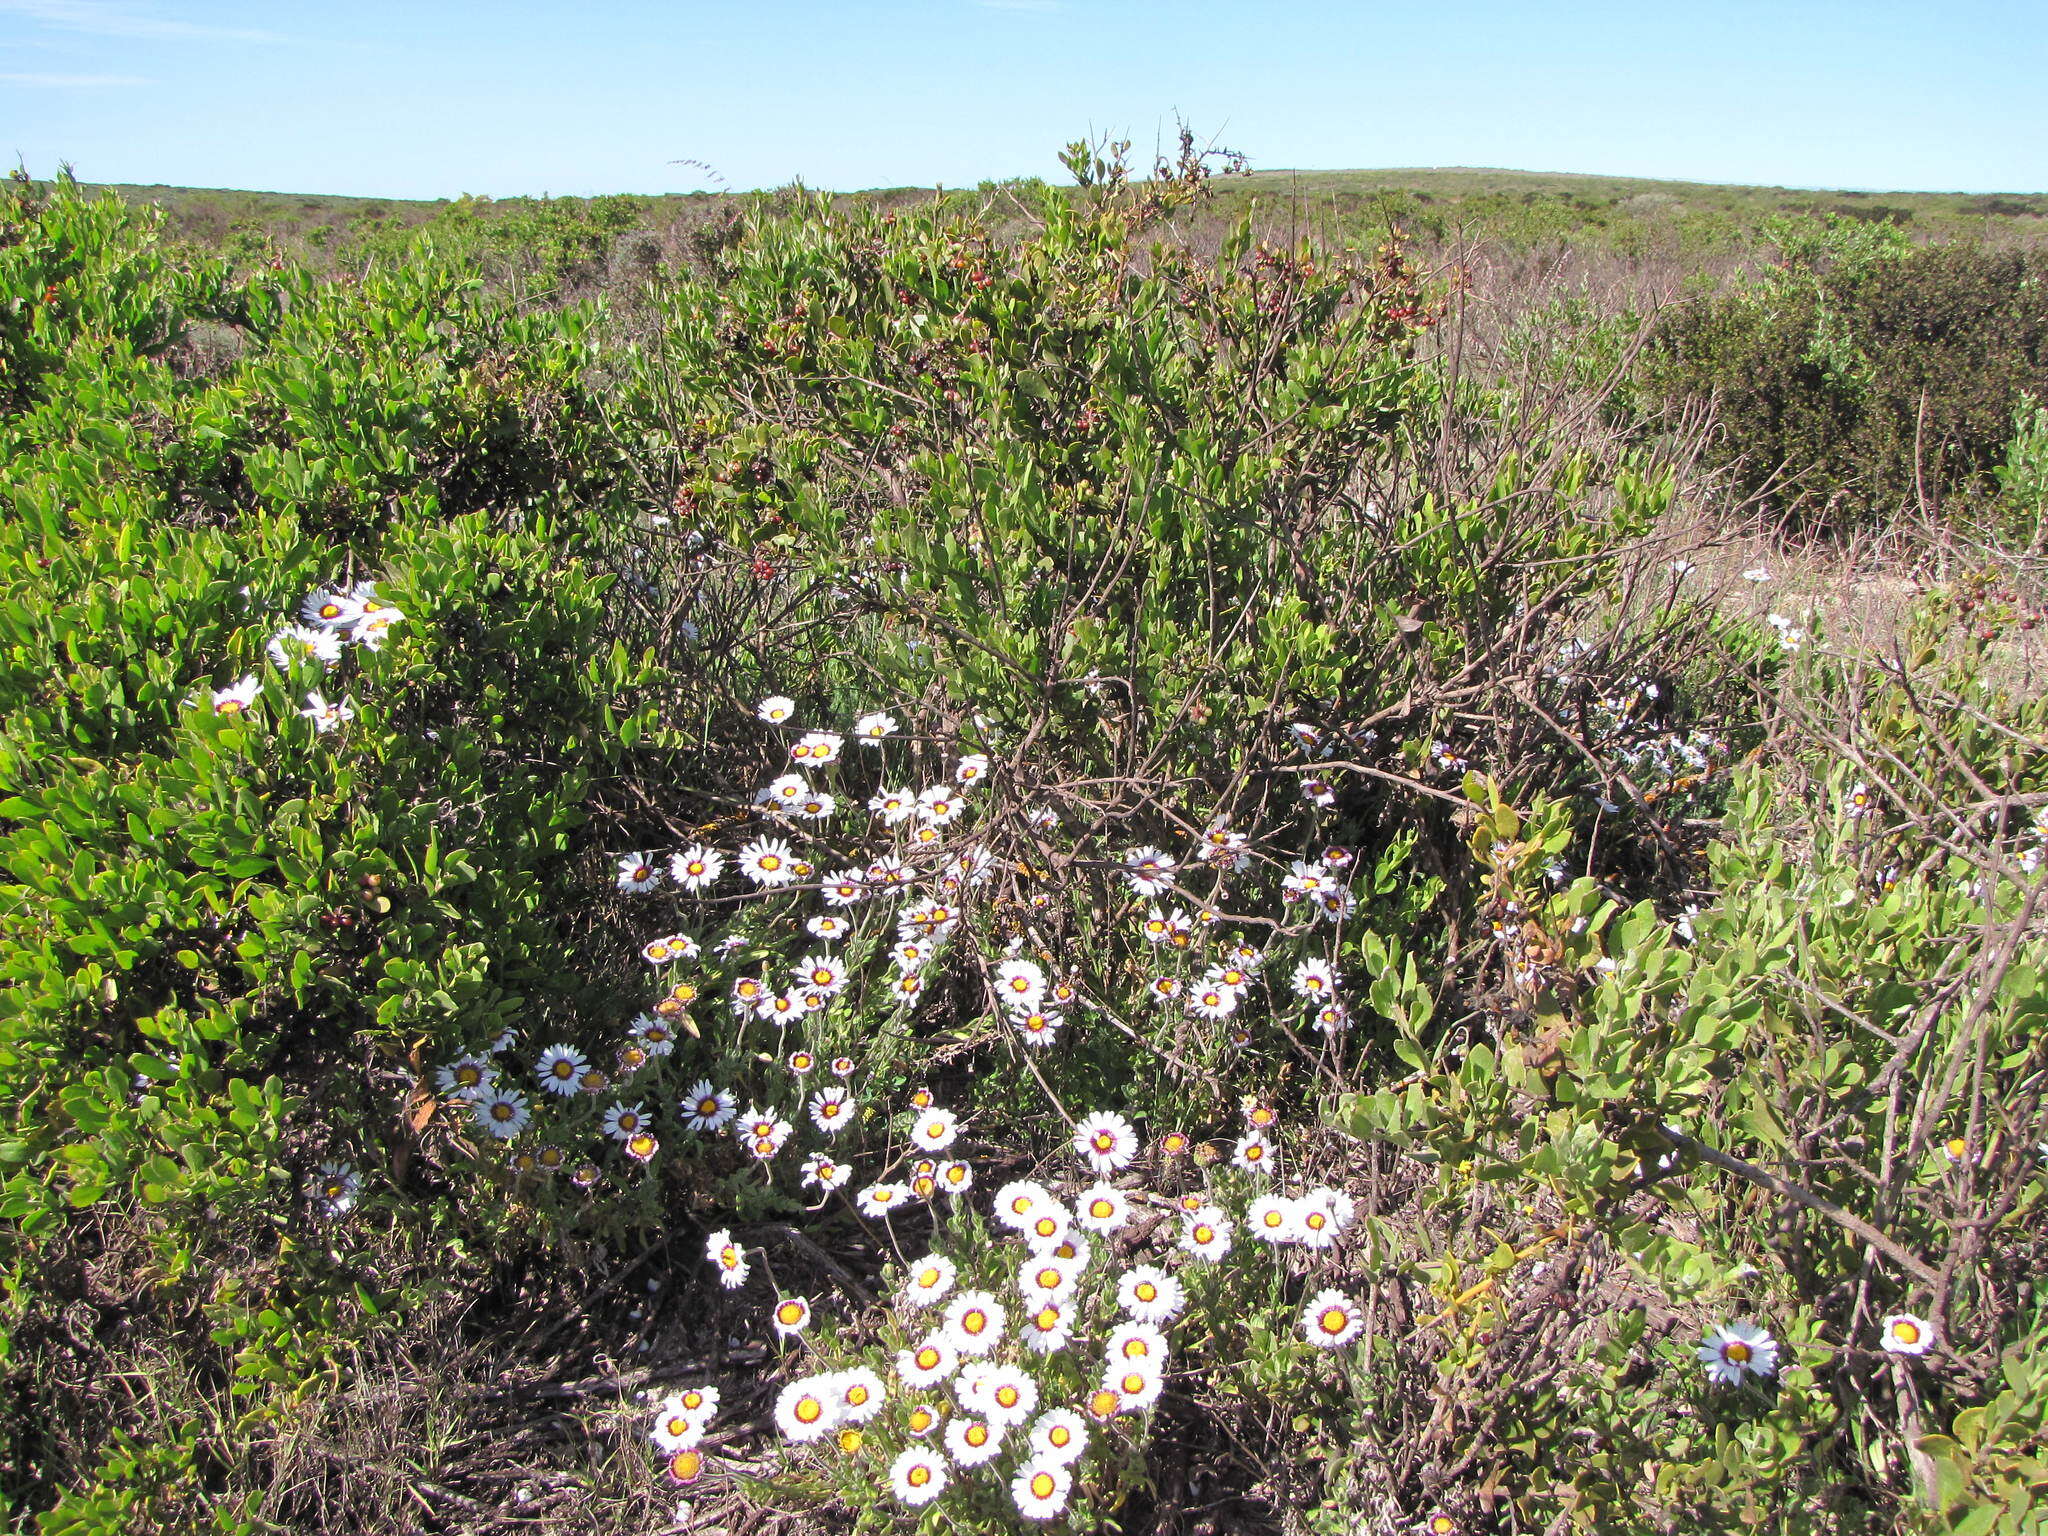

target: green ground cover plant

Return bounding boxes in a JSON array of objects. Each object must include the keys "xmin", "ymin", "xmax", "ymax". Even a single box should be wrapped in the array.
[{"xmin": 1, "ymin": 150, "xmax": 2044, "ymax": 1535}]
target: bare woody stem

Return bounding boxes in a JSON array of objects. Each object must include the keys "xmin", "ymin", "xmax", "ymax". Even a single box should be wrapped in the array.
[{"xmin": 1658, "ymin": 1126, "xmax": 1940, "ymax": 1289}]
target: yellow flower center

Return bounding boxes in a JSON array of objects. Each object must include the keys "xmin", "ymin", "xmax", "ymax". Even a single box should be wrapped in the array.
[
  {"xmin": 1320, "ymin": 1307, "xmax": 1348, "ymax": 1335},
  {"xmin": 796, "ymin": 1399, "xmax": 821, "ymax": 1423},
  {"xmin": 966, "ymin": 1424, "xmax": 988, "ymax": 1446},
  {"xmin": 908, "ymin": 1465, "xmax": 931, "ymax": 1487},
  {"xmin": 1725, "ymin": 1341, "xmax": 1751, "ymax": 1362},
  {"xmin": 1895, "ymin": 1321, "xmax": 1921, "ymax": 1344},
  {"xmin": 668, "ymin": 1450, "xmax": 703, "ymax": 1482},
  {"xmin": 1031, "ymin": 1472, "xmax": 1056, "ymax": 1498},
  {"xmin": 1136, "ymin": 1283, "xmax": 1157, "ymax": 1303}
]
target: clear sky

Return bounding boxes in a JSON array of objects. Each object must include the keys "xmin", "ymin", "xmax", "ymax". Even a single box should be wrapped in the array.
[{"xmin": 3, "ymin": 0, "xmax": 2043, "ymax": 198}]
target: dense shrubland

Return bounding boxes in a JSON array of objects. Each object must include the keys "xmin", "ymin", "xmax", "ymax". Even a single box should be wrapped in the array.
[{"xmin": 2, "ymin": 151, "xmax": 2044, "ymax": 1536}]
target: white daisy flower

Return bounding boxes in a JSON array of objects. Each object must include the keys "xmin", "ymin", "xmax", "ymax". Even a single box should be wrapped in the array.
[
  {"xmin": 434, "ymin": 1056, "xmax": 495, "ymax": 1099},
  {"xmin": 954, "ymin": 753, "xmax": 990, "ymax": 787},
  {"xmin": 1290, "ymin": 958, "xmax": 1337, "ymax": 999},
  {"xmin": 1232, "ymin": 1130, "xmax": 1274, "ymax": 1175},
  {"xmin": 856, "ymin": 1182, "xmax": 910, "ymax": 1216},
  {"xmin": 1028, "ymin": 1409, "xmax": 1087, "ymax": 1466},
  {"xmin": 535, "ymin": 1045, "xmax": 589, "ymax": 1097},
  {"xmin": 869, "ymin": 787, "xmax": 916, "ymax": 825},
  {"xmin": 670, "ymin": 844, "xmax": 724, "ymax": 891},
  {"xmin": 472, "ymin": 1088, "xmax": 529, "ymax": 1139},
  {"xmin": 1122, "ymin": 846, "xmax": 1178, "ymax": 897},
  {"xmin": 977, "ymin": 1364, "xmax": 1039, "ymax": 1427},
  {"xmin": 206, "ymin": 675, "xmax": 261, "ymax": 716},
  {"xmin": 903, "ymin": 1402, "xmax": 941, "ymax": 1439},
  {"xmin": 269, "ymin": 624, "xmax": 343, "ymax": 668},
  {"xmin": 805, "ymin": 913, "xmax": 851, "ymax": 942},
  {"xmin": 790, "ymin": 953, "xmax": 849, "ymax": 996},
  {"xmin": 1186, "ymin": 984, "xmax": 1238, "ymax": 1020},
  {"xmin": 1021, "ymin": 1300, "xmax": 1072, "ymax": 1354},
  {"xmin": 616, "ymin": 854, "xmax": 662, "ymax": 895},
  {"xmin": 1074, "ymin": 1184, "xmax": 1132, "ymax": 1234},
  {"xmin": 941, "ymin": 1291, "xmax": 1005, "ymax": 1356},
  {"xmin": 681, "ymin": 1081, "xmax": 736, "ymax": 1132},
  {"xmin": 737, "ymin": 836, "xmax": 798, "ymax": 887},
  {"xmin": 854, "ymin": 711, "xmax": 899, "ymax": 744},
  {"xmin": 1301, "ymin": 1288, "xmax": 1366, "ymax": 1348},
  {"xmin": 601, "ymin": 1101, "xmax": 650, "ymax": 1142},
  {"xmin": 1100, "ymin": 1362, "xmax": 1163, "ymax": 1412},
  {"xmin": 800, "ymin": 1153, "xmax": 851, "ymax": 1192},
  {"xmin": 834, "ymin": 1367, "xmax": 886, "ymax": 1424},
  {"xmin": 1117, "ymin": 1266, "xmax": 1184, "ymax": 1324},
  {"xmin": 771, "ymin": 1296, "xmax": 813, "ymax": 1339},
  {"xmin": 866, "ymin": 853, "xmax": 912, "ymax": 890},
  {"xmin": 809, "ymin": 1086, "xmax": 856, "ymax": 1135},
  {"xmin": 1697, "ymin": 1321, "xmax": 1779, "ymax": 1384},
  {"xmin": 1072, "ymin": 1110, "xmax": 1140, "ymax": 1174},
  {"xmin": 309, "ymin": 1160, "xmax": 359, "ymax": 1218},
  {"xmin": 705, "ymin": 1228, "xmax": 749, "ymax": 1290},
  {"xmin": 888, "ymin": 1445, "xmax": 948, "ymax": 1507},
  {"xmin": 300, "ymin": 589, "xmax": 366, "ymax": 631},
  {"xmin": 916, "ymin": 785, "xmax": 966, "ymax": 826},
  {"xmin": 1880, "ymin": 1313, "xmax": 1935, "ymax": 1356},
  {"xmin": 757, "ymin": 695, "xmax": 797, "ymax": 724},
  {"xmin": 1020, "ymin": 1201, "xmax": 1072, "ymax": 1251},
  {"xmin": 994, "ymin": 958, "xmax": 1047, "ymax": 1008},
  {"xmin": 774, "ymin": 1377, "xmax": 838, "ymax": 1442},
  {"xmin": 350, "ymin": 607, "xmax": 403, "ymax": 650},
  {"xmin": 1295, "ymin": 1197, "xmax": 1340, "ymax": 1249},
  {"xmin": 1180, "ymin": 1204, "xmax": 1233, "ymax": 1261},
  {"xmin": 791, "ymin": 730, "xmax": 844, "ymax": 765},
  {"xmin": 911, "ymin": 1107, "xmax": 960, "ymax": 1153},
  {"xmin": 760, "ymin": 772, "xmax": 809, "ymax": 808},
  {"xmin": 896, "ymin": 1335, "xmax": 959, "ymax": 1390},
  {"xmin": 900, "ymin": 1254, "xmax": 957, "ymax": 1310},
  {"xmin": 943, "ymin": 1416, "xmax": 1004, "ymax": 1468},
  {"xmin": 1012, "ymin": 1009, "xmax": 1065, "ymax": 1047},
  {"xmin": 649, "ymin": 1396, "xmax": 708, "ymax": 1453},
  {"xmin": 938, "ymin": 1159, "xmax": 973, "ymax": 1194},
  {"xmin": 992, "ymin": 1181, "xmax": 1053, "ymax": 1231},
  {"xmin": 1247, "ymin": 1193, "xmax": 1301, "ymax": 1244},
  {"xmin": 1015, "ymin": 1254, "xmax": 1081, "ymax": 1306},
  {"xmin": 819, "ymin": 868, "xmax": 869, "ymax": 908}
]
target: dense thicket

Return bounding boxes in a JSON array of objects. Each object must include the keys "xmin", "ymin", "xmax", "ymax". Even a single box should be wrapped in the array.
[{"xmin": 2, "ymin": 162, "xmax": 2044, "ymax": 1536}]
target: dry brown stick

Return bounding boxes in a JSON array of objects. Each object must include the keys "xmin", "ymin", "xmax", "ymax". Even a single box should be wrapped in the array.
[{"xmin": 1657, "ymin": 1126, "xmax": 1940, "ymax": 1288}]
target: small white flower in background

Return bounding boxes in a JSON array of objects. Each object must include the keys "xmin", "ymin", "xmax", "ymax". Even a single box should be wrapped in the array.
[
  {"xmin": 1122, "ymin": 846, "xmax": 1178, "ymax": 897},
  {"xmin": 1742, "ymin": 566, "xmax": 1771, "ymax": 583},
  {"xmin": 1179, "ymin": 1204, "xmax": 1232, "ymax": 1261},
  {"xmin": 854, "ymin": 711, "xmax": 898, "ymax": 744},
  {"xmin": 300, "ymin": 588, "xmax": 365, "ymax": 630},
  {"xmin": 268, "ymin": 624, "xmax": 343, "ymax": 668},
  {"xmin": 1697, "ymin": 1321, "xmax": 1779, "ymax": 1385},
  {"xmin": 669, "ymin": 844, "xmax": 724, "ymax": 891},
  {"xmin": 434, "ymin": 1056, "xmax": 494, "ymax": 1098},
  {"xmin": 351, "ymin": 607, "xmax": 403, "ymax": 650},
  {"xmin": 995, "ymin": 958, "xmax": 1046, "ymax": 1008},
  {"xmin": 705, "ymin": 1228, "xmax": 749, "ymax": 1290},
  {"xmin": 916, "ymin": 785, "xmax": 965, "ymax": 826},
  {"xmin": 856, "ymin": 1181, "xmax": 910, "ymax": 1216},
  {"xmin": 681, "ymin": 1081, "xmax": 736, "ymax": 1132},
  {"xmin": 1232, "ymin": 1130, "xmax": 1274, "ymax": 1175},
  {"xmin": 615, "ymin": 854, "xmax": 662, "ymax": 895},
  {"xmin": 1669, "ymin": 559, "xmax": 1695, "ymax": 576},
  {"xmin": 472, "ymin": 1087, "xmax": 529, "ymax": 1139},
  {"xmin": 309, "ymin": 1160, "xmax": 358, "ymax": 1217},
  {"xmin": 1290, "ymin": 957, "xmax": 1337, "ymax": 999},
  {"xmin": 791, "ymin": 730, "xmax": 843, "ymax": 765},
  {"xmin": 955, "ymin": 753, "xmax": 991, "ymax": 787},
  {"xmin": 1072, "ymin": 1111, "xmax": 1140, "ymax": 1174},
  {"xmin": 868, "ymin": 787, "xmax": 916, "ymax": 825},
  {"xmin": 1301, "ymin": 1289, "xmax": 1366, "ymax": 1348},
  {"xmin": 760, "ymin": 772, "xmax": 808, "ymax": 808},
  {"xmin": 601, "ymin": 1101, "xmax": 650, "ymax": 1142},
  {"xmin": 206, "ymin": 675, "xmax": 261, "ymax": 716},
  {"xmin": 910, "ymin": 1107, "xmax": 960, "ymax": 1152},
  {"xmin": 299, "ymin": 692, "xmax": 355, "ymax": 733},
  {"xmin": 756, "ymin": 695, "xmax": 796, "ymax": 724},
  {"xmin": 1880, "ymin": 1313, "xmax": 1935, "ymax": 1356},
  {"xmin": 770, "ymin": 1295, "xmax": 812, "ymax": 1339},
  {"xmin": 535, "ymin": 1044, "xmax": 589, "ymax": 1097}
]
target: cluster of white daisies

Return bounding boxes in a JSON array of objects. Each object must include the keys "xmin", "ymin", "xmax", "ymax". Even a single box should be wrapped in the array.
[
  {"xmin": 194, "ymin": 579, "xmax": 404, "ymax": 731},
  {"xmin": 717, "ymin": 1105, "xmax": 1370, "ymax": 1519}
]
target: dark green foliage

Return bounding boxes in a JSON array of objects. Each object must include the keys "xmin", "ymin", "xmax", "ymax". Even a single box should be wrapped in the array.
[{"xmin": 1647, "ymin": 222, "xmax": 2048, "ymax": 527}]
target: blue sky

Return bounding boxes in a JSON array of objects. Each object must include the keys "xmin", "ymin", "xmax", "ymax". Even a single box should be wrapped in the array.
[{"xmin": 3, "ymin": 1, "xmax": 2043, "ymax": 197}]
